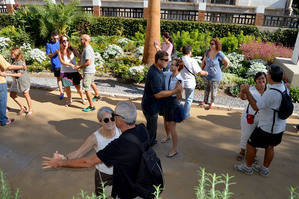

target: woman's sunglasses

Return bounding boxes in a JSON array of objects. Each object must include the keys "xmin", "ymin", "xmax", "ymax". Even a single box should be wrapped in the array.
[
  {"xmin": 101, "ymin": 117, "xmax": 115, "ymax": 123},
  {"xmin": 62, "ymin": 39, "xmax": 68, "ymax": 43}
]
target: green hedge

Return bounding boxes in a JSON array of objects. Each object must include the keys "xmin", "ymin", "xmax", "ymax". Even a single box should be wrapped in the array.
[{"xmin": 0, "ymin": 14, "xmax": 298, "ymax": 47}]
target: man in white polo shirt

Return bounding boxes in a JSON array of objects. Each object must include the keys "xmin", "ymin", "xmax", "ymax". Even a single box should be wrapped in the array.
[
  {"xmin": 234, "ymin": 65, "xmax": 287, "ymax": 176},
  {"xmin": 180, "ymin": 45, "xmax": 208, "ymax": 119}
]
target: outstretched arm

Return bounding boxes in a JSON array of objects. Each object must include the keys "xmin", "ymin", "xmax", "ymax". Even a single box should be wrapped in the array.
[
  {"xmin": 42, "ymin": 154, "xmax": 101, "ymax": 169},
  {"xmin": 66, "ymin": 134, "xmax": 97, "ymax": 159}
]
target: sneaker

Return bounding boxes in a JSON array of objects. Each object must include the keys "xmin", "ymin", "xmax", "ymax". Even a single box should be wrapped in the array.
[
  {"xmin": 83, "ymin": 106, "xmax": 96, "ymax": 112},
  {"xmin": 252, "ymin": 163, "xmax": 269, "ymax": 177},
  {"xmin": 199, "ymin": 101, "xmax": 206, "ymax": 105},
  {"xmin": 59, "ymin": 93, "xmax": 64, "ymax": 100},
  {"xmin": 92, "ymin": 95, "xmax": 101, "ymax": 102},
  {"xmin": 234, "ymin": 164, "xmax": 253, "ymax": 175},
  {"xmin": 5, "ymin": 119, "xmax": 15, "ymax": 126}
]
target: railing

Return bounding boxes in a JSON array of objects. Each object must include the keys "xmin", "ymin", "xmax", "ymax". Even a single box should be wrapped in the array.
[
  {"xmin": 101, "ymin": 7, "xmax": 144, "ymax": 18},
  {"xmin": 160, "ymin": 9, "xmax": 198, "ymax": 21},
  {"xmin": 263, "ymin": 15, "xmax": 299, "ymax": 28},
  {"xmin": 205, "ymin": 11, "xmax": 255, "ymax": 25},
  {"xmin": 0, "ymin": 4, "xmax": 7, "ymax": 13},
  {"xmin": 81, "ymin": 6, "xmax": 93, "ymax": 14}
]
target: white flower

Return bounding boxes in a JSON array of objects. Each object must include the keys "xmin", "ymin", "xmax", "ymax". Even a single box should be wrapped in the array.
[
  {"xmin": 29, "ymin": 48, "xmax": 47, "ymax": 63},
  {"xmin": 247, "ymin": 59, "xmax": 267, "ymax": 77},
  {"xmin": 117, "ymin": 38, "xmax": 131, "ymax": 46},
  {"xmin": 134, "ymin": 46, "xmax": 144, "ymax": 58},
  {"xmin": 103, "ymin": 44, "xmax": 124, "ymax": 60},
  {"xmin": 227, "ymin": 53, "xmax": 244, "ymax": 69},
  {"xmin": 193, "ymin": 56, "xmax": 203, "ymax": 65},
  {"xmin": 0, "ymin": 37, "xmax": 10, "ymax": 53},
  {"xmin": 94, "ymin": 52, "xmax": 105, "ymax": 68},
  {"xmin": 20, "ymin": 43, "xmax": 32, "ymax": 54},
  {"xmin": 129, "ymin": 65, "xmax": 145, "ymax": 75}
]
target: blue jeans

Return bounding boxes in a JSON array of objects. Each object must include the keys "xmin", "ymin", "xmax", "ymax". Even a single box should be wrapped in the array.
[
  {"xmin": 0, "ymin": 83, "xmax": 8, "ymax": 126},
  {"xmin": 183, "ymin": 88, "xmax": 194, "ymax": 119}
]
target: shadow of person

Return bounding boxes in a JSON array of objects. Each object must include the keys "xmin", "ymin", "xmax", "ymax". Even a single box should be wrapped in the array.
[
  {"xmin": 197, "ymin": 112, "xmax": 241, "ymax": 130},
  {"xmin": 48, "ymin": 118, "xmax": 99, "ymax": 140}
]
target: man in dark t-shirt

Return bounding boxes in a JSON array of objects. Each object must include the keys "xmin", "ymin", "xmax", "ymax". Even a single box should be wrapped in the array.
[
  {"xmin": 42, "ymin": 101, "xmax": 148, "ymax": 199},
  {"xmin": 142, "ymin": 50, "xmax": 182, "ymax": 146}
]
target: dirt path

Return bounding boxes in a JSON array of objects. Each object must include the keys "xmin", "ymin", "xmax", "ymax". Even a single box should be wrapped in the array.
[{"xmin": 0, "ymin": 89, "xmax": 298, "ymax": 199}]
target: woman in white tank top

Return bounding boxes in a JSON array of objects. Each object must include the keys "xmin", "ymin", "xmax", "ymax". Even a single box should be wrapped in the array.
[
  {"xmin": 54, "ymin": 107, "xmax": 121, "ymax": 196},
  {"xmin": 57, "ymin": 35, "xmax": 86, "ymax": 107}
]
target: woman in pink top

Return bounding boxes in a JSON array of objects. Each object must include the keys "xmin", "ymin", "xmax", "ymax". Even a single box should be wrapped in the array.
[{"xmin": 154, "ymin": 32, "xmax": 175, "ymax": 71}]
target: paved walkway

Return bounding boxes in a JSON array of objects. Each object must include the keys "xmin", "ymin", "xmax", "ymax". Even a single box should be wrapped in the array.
[{"xmin": 6, "ymin": 73, "xmax": 299, "ymax": 115}]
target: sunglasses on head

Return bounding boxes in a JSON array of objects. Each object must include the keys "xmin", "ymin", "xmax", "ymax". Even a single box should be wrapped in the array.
[{"xmin": 101, "ymin": 117, "xmax": 115, "ymax": 123}]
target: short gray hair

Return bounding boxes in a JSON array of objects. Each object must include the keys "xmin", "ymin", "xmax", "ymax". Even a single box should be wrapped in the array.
[
  {"xmin": 97, "ymin": 106, "xmax": 114, "ymax": 122},
  {"xmin": 115, "ymin": 101, "xmax": 137, "ymax": 125}
]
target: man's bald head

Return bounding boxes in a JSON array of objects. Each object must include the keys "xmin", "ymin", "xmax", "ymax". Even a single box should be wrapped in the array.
[{"xmin": 80, "ymin": 34, "xmax": 90, "ymax": 46}]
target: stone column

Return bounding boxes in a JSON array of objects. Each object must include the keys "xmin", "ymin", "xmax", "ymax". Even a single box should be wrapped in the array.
[
  {"xmin": 143, "ymin": 0, "xmax": 149, "ymax": 19},
  {"xmin": 254, "ymin": 6, "xmax": 265, "ymax": 26},
  {"xmin": 197, "ymin": 1, "xmax": 206, "ymax": 22},
  {"xmin": 143, "ymin": 0, "xmax": 160, "ymax": 65},
  {"xmin": 93, "ymin": 0, "xmax": 101, "ymax": 17},
  {"xmin": 5, "ymin": 0, "xmax": 15, "ymax": 14}
]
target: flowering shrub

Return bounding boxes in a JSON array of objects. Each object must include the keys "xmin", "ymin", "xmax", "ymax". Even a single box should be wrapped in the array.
[
  {"xmin": 226, "ymin": 53, "xmax": 244, "ymax": 69},
  {"xmin": 102, "ymin": 44, "xmax": 124, "ymax": 60},
  {"xmin": 247, "ymin": 59, "xmax": 267, "ymax": 77},
  {"xmin": 134, "ymin": 46, "xmax": 144, "ymax": 59},
  {"xmin": 128, "ymin": 65, "xmax": 147, "ymax": 83},
  {"xmin": 94, "ymin": 52, "xmax": 105, "ymax": 69},
  {"xmin": 117, "ymin": 38, "xmax": 131, "ymax": 47},
  {"xmin": 29, "ymin": 48, "xmax": 47, "ymax": 64},
  {"xmin": 241, "ymin": 41, "xmax": 292, "ymax": 64},
  {"xmin": 0, "ymin": 37, "xmax": 11, "ymax": 53}
]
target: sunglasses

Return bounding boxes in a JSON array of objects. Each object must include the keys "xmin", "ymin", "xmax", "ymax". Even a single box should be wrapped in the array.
[
  {"xmin": 160, "ymin": 58, "xmax": 169, "ymax": 62},
  {"xmin": 210, "ymin": 43, "xmax": 215, "ymax": 45},
  {"xmin": 101, "ymin": 117, "xmax": 115, "ymax": 123},
  {"xmin": 62, "ymin": 40, "xmax": 68, "ymax": 43}
]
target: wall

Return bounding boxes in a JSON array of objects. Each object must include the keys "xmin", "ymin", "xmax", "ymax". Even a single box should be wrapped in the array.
[{"xmin": 237, "ymin": 0, "xmax": 287, "ymax": 9}]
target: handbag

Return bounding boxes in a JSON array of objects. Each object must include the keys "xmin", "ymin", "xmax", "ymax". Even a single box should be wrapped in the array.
[{"xmin": 246, "ymin": 104, "xmax": 258, "ymax": 124}]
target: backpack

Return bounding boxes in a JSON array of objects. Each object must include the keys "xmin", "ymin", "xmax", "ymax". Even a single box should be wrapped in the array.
[
  {"xmin": 124, "ymin": 127, "xmax": 164, "ymax": 199},
  {"xmin": 270, "ymin": 87, "xmax": 294, "ymax": 120}
]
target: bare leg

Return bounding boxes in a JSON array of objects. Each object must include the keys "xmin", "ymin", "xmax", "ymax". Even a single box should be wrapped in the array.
[
  {"xmin": 57, "ymin": 77, "xmax": 63, "ymax": 94},
  {"xmin": 75, "ymin": 85, "xmax": 86, "ymax": 104},
  {"xmin": 91, "ymin": 83, "xmax": 99, "ymax": 97},
  {"xmin": 246, "ymin": 143, "xmax": 257, "ymax": 168},
  {"xmin": 10, "ymin": 92, "xmax": 25, "ymax": 114},
  {"xmin": 168, "ymin": 121, "xmax": 178, "ymax": 155},
  {"xmin": 263, "ymin": 146, "xmax": 274, "ymax": 168},
  {"xmin": 65, "ymin": 87, "xmax": 72, "ymax": 106},
  {"xmin": 161, "ymin": 117, "xmax": 170, "ymax": 142},
  {"xmin": 85, "ymin": 90, "xmax": 94, "ymax": 107},
  {"xmin": 23, "ymin": 91, "xmax": 33, "ymax": 115}
]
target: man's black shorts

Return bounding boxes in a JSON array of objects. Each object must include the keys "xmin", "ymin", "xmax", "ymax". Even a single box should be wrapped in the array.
[
  {"xmin": 52, "ymin": 67, "xmax": 61, "ymax": 77},
  {"xmin": 247, "ymin": 127, "xmax": 283, "ymax": 148}
]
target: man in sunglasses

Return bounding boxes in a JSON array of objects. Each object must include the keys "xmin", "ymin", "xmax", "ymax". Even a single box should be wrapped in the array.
[
  {"xmin": 142, "ymin": 50, "xmax": 182, "ymax": 146},
  {"xmin": 43, "ymin": 101, "xmax": 149, "ymax": 199},
  {"xmin": 46, "ymin": 30, "xmax": 64, "ymax": 100}
]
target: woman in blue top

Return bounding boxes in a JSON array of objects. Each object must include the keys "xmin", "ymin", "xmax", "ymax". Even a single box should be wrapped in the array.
[{"xmin": 201, "ymin": 38, "xmax": 229, "ymax": 109}]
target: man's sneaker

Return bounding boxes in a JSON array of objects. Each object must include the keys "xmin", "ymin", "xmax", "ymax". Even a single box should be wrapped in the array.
[
  {"xmin": 234, "ymin": 164, "xmax": 253, "ymax": 175},
  {"xmin": 83, "ymin": 106, "xmax": 96, "ymax": 112},
  {"xmin": 59, "ymin": 93, "xmax": 64, "ymax": 100},
  {"xmin": 252, "ymin": 163, "xmax": 269, "ymax": 177},
  {"xmin": 92, "ymin": 95, "xmax": 101, "ymax": 102}
]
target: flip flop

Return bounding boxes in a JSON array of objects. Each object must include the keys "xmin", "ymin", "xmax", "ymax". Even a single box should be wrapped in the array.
[{"xmin": 167, "ymin": 152, "xmax": 178, "ymax": 158}]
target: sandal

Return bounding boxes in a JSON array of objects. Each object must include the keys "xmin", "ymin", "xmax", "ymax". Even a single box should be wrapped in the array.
[
  {"xmin": 167, "ymin": 151, "xmax": 178, "ymax": 158},
  {"xmin": 26, "ymin": 110, "xmax": 33, "ymax": 117},
  {"xmin": 236, "ymin": 152, "xmax": 245, "ymax": 161},
  {"xmin": 65, "ymin": 99, "xmax": 72, "ymax": 107},
  {"xmin": 161, "ymin": 137, "xmax": 171, "ymax": 143},
  {"xmin": 18, "ymin": 106, "xmax": 27, "ymax": 115}
]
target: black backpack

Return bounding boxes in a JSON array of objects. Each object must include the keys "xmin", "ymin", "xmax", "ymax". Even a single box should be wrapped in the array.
[
  {"xmin": 270, "ymin": 87, "xmax": 294, "ymax": 120},
  {"xmin": 124, "ymin": 127, "xmax": 164, "ymax": 199}
]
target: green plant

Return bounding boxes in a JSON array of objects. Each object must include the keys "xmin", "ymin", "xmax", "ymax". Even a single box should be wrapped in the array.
[
  {"xmin": 220, "ymin": 32, "xmax": 239, "ymax": 54},
  {"xmin": 290, "ymin": 87, "xmax": 299, "ymax": 103},
  {"xmin": 289, "ymin": 186, "xmax": 299, "ymax": 199},
  {"xmin": 195, "ymin": 168, "xmax": 235, "ymax": 199},
  {"xmin": 0, "ymin": 25, "xmax": 31, "ymax": 47},
  {"xmin": 229, "ymin": 78, "xmax": 254, "ymax": 97},
  {"xmin": 196, "ymin": 77, "xmax": 205, "ymax": 90},
  {"xmin": 0, "ymin": 170, "xmax": 19, "ymax": 199}
]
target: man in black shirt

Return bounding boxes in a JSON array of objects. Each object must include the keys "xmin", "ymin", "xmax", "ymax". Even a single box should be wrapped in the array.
[
  {"xmin": 142, "ymin": 51, "xmax": 182, "ymax": 146},
  {"xmin": 43, "ymin": 101, "xmax": 149, "ymax": 199}
]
